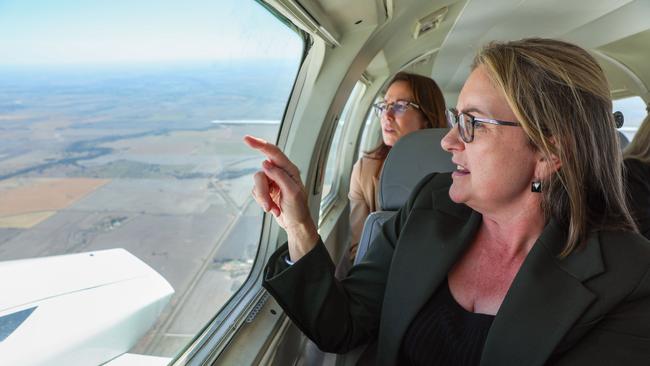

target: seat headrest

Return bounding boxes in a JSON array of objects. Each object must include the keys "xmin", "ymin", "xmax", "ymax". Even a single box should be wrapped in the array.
[{"xmin": 379, "ymin": 128, "xmax": 455, "ymax": 210}]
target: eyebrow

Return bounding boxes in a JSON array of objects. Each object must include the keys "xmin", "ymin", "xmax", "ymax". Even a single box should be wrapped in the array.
[
  {"xmin": 458, "ymin": 106, "xmax": 489, "ymax": 117},
  {"xmin": 384, "ymin": 98, "xmax": 413, "ymax": 102}
]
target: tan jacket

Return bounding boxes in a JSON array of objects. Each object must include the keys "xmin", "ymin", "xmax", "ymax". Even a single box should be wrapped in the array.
[{"xmin": 347, "ymin": 156, "xmax": 384, "ymax": 260}]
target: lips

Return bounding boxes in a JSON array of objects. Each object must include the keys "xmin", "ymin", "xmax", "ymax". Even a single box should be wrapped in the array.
[{"xmin": 452, "ymin": 162, "xmax": 470, "ymax": 176}]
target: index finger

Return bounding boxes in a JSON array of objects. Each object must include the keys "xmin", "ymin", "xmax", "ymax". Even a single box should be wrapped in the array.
[{"xmin": 244, "ymin": 135, "xmax": 300, "ymax": 177}]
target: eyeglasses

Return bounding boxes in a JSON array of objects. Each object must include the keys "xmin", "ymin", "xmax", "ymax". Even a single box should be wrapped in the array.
[
  {"xmin": 372, "ymin": 100, "xmax": 421, "ymax": 117},
  {"xmin": 445, "ymin": 108, "xmax": 520, "ymax": 143}
]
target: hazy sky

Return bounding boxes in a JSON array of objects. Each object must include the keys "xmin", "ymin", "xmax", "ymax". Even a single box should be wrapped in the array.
[{"xmin": 0, "ymin": 0, "xmax": 303, "ymax": 65}]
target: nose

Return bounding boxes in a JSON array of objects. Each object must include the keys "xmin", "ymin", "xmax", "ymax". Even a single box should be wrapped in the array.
[
  {"xmin": 441, "ymin": 125, "xmax": 464, "ymax": 152},
  {"xmin": 382, "ymin": 106, "xmax": 396, "ymax": 123}
]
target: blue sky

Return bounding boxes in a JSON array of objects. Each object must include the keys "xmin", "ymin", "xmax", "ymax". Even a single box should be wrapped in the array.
[{"xmin": 0, "ymin": 0, "xmax": 303, "ymax": 65}]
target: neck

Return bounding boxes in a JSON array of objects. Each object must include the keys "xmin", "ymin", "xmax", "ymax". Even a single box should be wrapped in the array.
[{"xmin": 478, "ymin": 197, "xmax": 546, "ymax": 258}]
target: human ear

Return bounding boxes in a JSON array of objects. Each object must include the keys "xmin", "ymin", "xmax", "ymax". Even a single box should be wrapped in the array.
[{"xmin": 533, "ymin": 150, "xmax": 561, "ymax": 180}]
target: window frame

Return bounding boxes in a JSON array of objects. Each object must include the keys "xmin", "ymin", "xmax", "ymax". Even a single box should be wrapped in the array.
[{"xmin": 318, "ymin": 81, "xmax": 368, "ymax": 220}]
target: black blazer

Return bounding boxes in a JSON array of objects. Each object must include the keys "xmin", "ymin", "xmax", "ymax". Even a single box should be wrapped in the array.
[
  {"xmin": 264, "ymin": 173, "xmax": 650, "ymax": 365},
  {"xmin": 625, "ymin": 158, "xmax": 650, "ymax": 240}
]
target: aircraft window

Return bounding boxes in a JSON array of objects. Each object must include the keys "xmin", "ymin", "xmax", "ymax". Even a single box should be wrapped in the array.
[
  {"xmin": 321, "ymin": 82, "xmax": 366, "ymax": 213},
  {"xmin": 358, "ymin": 99, "xmax": 383, "ymax": 159},
  {"xmin": 614, "ymin": 96, "xmax": 647, "ymax": 141},
  {"xmin": 0, "ymin": 0, "xmax": 303, "ymax": 361}
]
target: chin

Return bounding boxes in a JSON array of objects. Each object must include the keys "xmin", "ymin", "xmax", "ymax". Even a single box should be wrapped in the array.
[
  {"xmin": 383, "ymin": 138, "xmax": 395, "ymax": 147},
  {"xmin": 447, "ymin": 184, "xmax": 467, "ymax": 204}
]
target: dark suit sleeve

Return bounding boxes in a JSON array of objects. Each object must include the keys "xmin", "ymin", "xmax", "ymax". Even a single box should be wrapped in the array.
[
  {"xmin": 262, "ymin": 173, "xmax": 438, "ymax": 353},
  {"xmin": 551, "ymin": 267, "xmax": 650, "ymax": 365}
]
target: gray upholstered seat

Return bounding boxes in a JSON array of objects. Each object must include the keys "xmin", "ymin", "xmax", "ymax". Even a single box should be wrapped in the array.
[
  {"xmin": 354, "ymin": 128, "xmax": 455, "ymax": 264},
  {"xmin": 353, "ymin": 212, "xmax": 394, "ymax": 265}
]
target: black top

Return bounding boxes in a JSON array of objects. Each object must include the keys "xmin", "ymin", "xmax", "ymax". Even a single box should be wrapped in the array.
[
  {"xmin": 624, "ymin": 158, "xmax": 650, "ymax": 240},
  {"xmin": 398, "ymin": 280, "xmax": 495, "ymax": 366}
]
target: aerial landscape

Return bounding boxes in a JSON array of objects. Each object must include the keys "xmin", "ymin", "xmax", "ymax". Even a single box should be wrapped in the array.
[{"xmin": 0, "ymin": 60, "xmax": 297, "ymax": 356}]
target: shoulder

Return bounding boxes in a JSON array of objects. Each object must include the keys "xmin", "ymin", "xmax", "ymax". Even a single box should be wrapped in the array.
[
  {"xmin": 598, "ymin": 230, "xmax": 650, "ymax": 266},
  {"xmin": 574, "ymin": 230, "xmax": 650, "ymax": 345},
  {"xmin": 356, "ymin": 156, "xmax": 384, "ymax": 175},
  {"xmin": 596, "ymin": 230, "xmax": 650, "ymax": 295},
  {"xmin": 351, "ymin": 157, "xmax": 383, "ymax": 188}
]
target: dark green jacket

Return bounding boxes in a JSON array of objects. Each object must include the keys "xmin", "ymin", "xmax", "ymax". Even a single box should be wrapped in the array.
[{"xmin": 263, "ymin": 173, "xmax": 650, "ymax": 365}]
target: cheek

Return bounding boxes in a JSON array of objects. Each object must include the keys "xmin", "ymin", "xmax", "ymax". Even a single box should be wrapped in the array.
[
  {"xmin": 397, "ymin": 116, "xmax": 424, "ymax": 133},
  {"xmin": 472, "ymin": 149, "xmax": 536, "ymax": 194}
]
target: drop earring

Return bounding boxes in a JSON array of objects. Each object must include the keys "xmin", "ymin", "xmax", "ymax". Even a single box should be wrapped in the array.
[{"xmin": 531, "ymin": 180, "xmax": 542, "ymax": 193}]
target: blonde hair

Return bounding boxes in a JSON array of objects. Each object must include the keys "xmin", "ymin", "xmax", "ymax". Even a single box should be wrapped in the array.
[
  {"xmin": 474, "ymin": 38, "xmax": 637, "ymax": 257},
  {"xmin": 624, "ymin": 111, "xmax": 650, "ymax": 164}
]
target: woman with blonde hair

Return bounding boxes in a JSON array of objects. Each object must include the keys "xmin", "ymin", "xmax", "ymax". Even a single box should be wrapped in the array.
[
  {"xmin": 624, "ymin": 111, "xmax": 650, "ymax": 239},
  {"xmin": 246, "ymin": 38, "xmax": 650, "ymax": 365}
]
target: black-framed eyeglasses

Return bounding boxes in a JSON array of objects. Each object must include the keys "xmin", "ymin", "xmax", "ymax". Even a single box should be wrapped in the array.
[
  {"xmin": 373, "ymin": 100, "xmax": 421, "ymax": 117},
  {"xmin": 445, "ymin": 108, "xmax": 520, "ymax": 143}
]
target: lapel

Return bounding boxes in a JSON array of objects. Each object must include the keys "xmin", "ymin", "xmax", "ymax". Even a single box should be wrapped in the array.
[
  {"xmin": 377, "ymin": 186, "xmax": 481, "ymax": 365},
  {"xmin": 480, "ymin": 220, "xmax": 604, "ymax": 366}
]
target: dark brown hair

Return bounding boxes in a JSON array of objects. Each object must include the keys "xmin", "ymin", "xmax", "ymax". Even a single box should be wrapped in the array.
[{"xmin": 366, "ymin": 72, "xmax": 447, "ymax": 159}]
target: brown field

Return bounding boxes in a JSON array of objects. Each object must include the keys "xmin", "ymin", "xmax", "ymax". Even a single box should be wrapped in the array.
[
  {"xmin": 0, "ymin": 178, "xmax": 110, "ymax": 228},
  {"xmin": 0, "ymin": 211, "xmax": 56, "ymax": 228}
]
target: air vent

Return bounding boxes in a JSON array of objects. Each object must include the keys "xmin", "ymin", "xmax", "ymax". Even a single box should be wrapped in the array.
[{"xmin": 413, "ymin": 6, "xmax": 448, "ymax": 39}]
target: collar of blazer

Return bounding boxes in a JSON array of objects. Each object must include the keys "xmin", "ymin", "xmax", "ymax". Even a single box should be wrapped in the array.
[{"xmin": 377, "ymin": 182, "xmax": 605, "ymax": 366}]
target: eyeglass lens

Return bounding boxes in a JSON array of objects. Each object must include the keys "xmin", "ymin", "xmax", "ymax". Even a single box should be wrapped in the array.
[
  {"xmin": 376, "ymin": 101, "xmax": 412, "ymax": 117},
  {"xmin": 447, "ymin": 110, "xmax": 473, "ymax": 143}
]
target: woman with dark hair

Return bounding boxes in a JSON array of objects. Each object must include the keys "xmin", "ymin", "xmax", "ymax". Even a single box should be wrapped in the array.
[
  {"xmin": 340, "ymin": 72, "xmax": 447, "ymax": 275},
  {"xmin": 624, "ymin": 112, "xmax": 650, "ymax": 239},
  {"xmin": 246, "ymin": 38, "xmax": 650, "ymax": 365}
]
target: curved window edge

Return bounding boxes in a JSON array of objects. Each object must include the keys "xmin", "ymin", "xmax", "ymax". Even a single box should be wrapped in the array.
[
  {"xmin": 167, "ymin": 5, "xmax": 309, "ymax": 364},
  {"xmin": 319, "ymin": 81, "xmax": 368, "ymax": 222}
]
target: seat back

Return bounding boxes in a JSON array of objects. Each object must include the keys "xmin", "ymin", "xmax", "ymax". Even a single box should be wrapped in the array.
[
  {"xmin": 354, "ymin": 128, "xmax": 455, "ymax": 264},
  {"xmin": 354, "ymin": 212, "xmax": 395, "ymax": 264}
]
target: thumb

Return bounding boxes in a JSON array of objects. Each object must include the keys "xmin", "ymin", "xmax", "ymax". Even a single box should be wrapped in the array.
[{"xmin": 262, "ymin": 160, "xmax": 299, "ymax": 196}]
